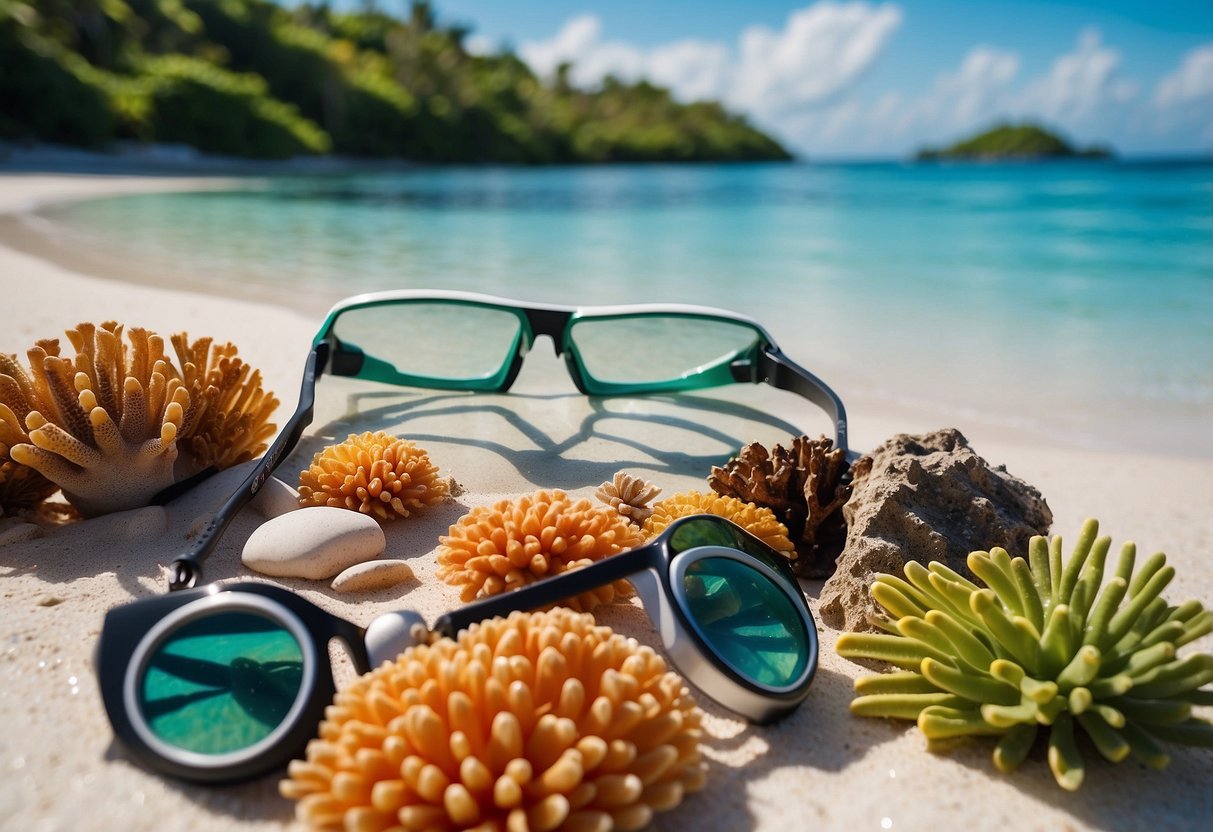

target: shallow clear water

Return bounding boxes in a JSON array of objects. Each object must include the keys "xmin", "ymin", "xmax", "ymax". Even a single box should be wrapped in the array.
[{"xmin": 46, "ymin": 161, "xmax": 1213, "ymax": 455}]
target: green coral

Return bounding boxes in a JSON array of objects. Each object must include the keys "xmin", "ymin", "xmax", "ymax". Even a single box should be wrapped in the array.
[{"xmin": 836, "ymin": 519, "xmax": 1213, "ymax": 790}]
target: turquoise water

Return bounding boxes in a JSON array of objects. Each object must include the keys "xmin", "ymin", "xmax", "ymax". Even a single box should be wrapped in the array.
[{"xmin": 46, "ymin": 161, "xmax": 1213, "ymax": 455}]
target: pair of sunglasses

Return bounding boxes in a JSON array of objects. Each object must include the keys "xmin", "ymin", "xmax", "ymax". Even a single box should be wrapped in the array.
[
  {"xmin": 166, "ymin": 290, "xmax": 848, "ymax": 590},
  {"xmin": 97, "ymin": 514, "xmax": 818, "ymax": 783}
]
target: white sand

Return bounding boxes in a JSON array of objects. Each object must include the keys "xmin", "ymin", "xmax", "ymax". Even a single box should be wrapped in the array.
[{"xmin": 0, "ymin": 174, "xmax": 1210, "ymax": 832}]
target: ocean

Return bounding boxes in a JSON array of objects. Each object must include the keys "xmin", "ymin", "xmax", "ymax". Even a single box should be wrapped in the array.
[{"xmin": 40, "ymin": 160, "xmax": 1213, "ymax": 456}]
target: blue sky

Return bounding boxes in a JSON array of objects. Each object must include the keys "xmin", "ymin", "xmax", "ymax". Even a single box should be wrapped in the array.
[{"xmin": 306, "ymin": 1, "xmax": 1213, "ymax": 157}]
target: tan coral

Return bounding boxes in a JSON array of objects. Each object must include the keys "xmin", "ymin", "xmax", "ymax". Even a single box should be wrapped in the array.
[
  {"xmin": 0, "ymin": 362, "xmax": 57, "ymax": 513},
  {"xmin": 437, "ymin": 489, "xmax": 645, "ymax": 611},
  {"xmin": 708, "ymin": 435, "xmax": 852, "ymax": 577},
  {"xmin": 280, "ymin": 607, "xmax": 707, "ymax": 832},
  {"xmin": 298, "ymin": 431, "xmax": 449, "ymax": 522},
  {"xmin": 642, "ymin": 491, "xmax": 795, "ymax": 559},
  {"xmin": 595, "ymin": 472, "xmax": 661, "ymax": 526},
  {"xmin": 1, "ymin": 323, "xmax": 277, "ymax": 517}
]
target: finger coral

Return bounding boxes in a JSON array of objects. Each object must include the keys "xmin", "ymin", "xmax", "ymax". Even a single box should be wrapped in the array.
[
  {"xmin": 280, "ymin": 607, "xmax": 707, "ymax": 832},
  {"xmin": 836, "ymin": 519, "xmax": 1213, "ymax": 791},
  {"xmin": 708, "ymin": 435, "xmax": 851, "ymax": 577},
  {"xmin": 0, "ymin": 359, "xmax": 57, "ymax": 514},
  {"xmin": 0, "ymin": 323, "xmax": 277, "ymax": 516},
  {"xmin": 595, "ymin": 472, "xmax": 661, "ymax": 526},
  {"xmin": 298, "ymin": 431, "xmax": 449, "ymax": 522},
  {"xmin": 437, "ymin": 490, "xmax": 645, "ymax": 611},
  {"xmin": 642, "ymin": 492, "xmax": 795, "ymax": 560}
]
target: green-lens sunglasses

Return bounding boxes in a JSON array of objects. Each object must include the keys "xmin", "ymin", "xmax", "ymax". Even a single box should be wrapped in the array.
[
  {"xmin": 96, "ymin": 515, "xmax": 816, "ymax": 783},
  {"xmin": 166, "ymin": 290, "xmax": 848, "ymax": 590}
]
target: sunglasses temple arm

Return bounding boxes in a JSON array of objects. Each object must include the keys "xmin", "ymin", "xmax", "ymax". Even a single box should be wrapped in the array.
[
  {"xmin": 167, "ymin": 344, "xmax": 328, "ymax": 591},
  {"xmin": 432, "ymin": 546, "xmax": 656, "ymax": 638},
  {"xmin": 739, "ymin": 346, "xmax": 850, "ymax": 459}
]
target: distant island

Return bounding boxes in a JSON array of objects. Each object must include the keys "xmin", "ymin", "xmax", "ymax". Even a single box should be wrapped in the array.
[
  {"xmin": 0, "ymin": 0, "xmax": 789, "ymax": 164},
  {"xmin": 916, "ymin": 124, "xmax": 1113, "ymax": 161}
]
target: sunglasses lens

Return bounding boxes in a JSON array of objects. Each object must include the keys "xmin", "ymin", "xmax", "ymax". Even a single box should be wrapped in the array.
[
  {"xmin": 137, "ymin": 611, "xmax": 305, "ymax": 755},
  {"xmin": 683, "ymin": 557, "xmax": 809, "ymax": 688}
]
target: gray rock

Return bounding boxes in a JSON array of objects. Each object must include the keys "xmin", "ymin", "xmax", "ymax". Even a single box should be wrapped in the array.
[
  {"xmin": 331, "ymin": 559, "xmax": 416, "ymax": 593},
  {"xmin": 819, "ymin": 428, "xmax": 1052, "ymax": 632},
  {"xmin": 242, "ymin": 506, "xmax": 385, "ymax": 580}
]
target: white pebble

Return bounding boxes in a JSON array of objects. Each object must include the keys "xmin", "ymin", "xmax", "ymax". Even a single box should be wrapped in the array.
[
  {"xmin": 242, "ymin": 507, "xmax": 384, "ymax": 580},
  {"xmin": 250, "ymin": 476, "xmax": 301, "ymax": 519},
  {"xmin": 331, "ymin": 559, "xmax": 416, "ymax": 593}
]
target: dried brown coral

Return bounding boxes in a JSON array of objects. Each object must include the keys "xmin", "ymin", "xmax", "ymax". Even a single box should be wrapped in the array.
[
  {"xmin": 1, "ymin": 323, "xmax": 277, "ymax": 516},
  {"xmin": 298, "ymin": 431, "xmax": 449, "ymax": 522},
  {"xmin": 709, "ymin": 435, "xmax": 852, "ymax": 577},
  {"xmin": 595, "ymin": 472, "xmax": 661, "ymax": 526},
  {"xmin": 281, "ymin": 607, "xmax": 707, "ymax": 832},
  {"xmin": 0, "ymin": 360, "xmax": 57, "ymax": 513},
  {"xmin": 437, "ymin": 489, "xmax": 645, "ymax": 611},
  {"xmin": 642, "ymin": 492, "xmax": 795, "ymax": 559}
]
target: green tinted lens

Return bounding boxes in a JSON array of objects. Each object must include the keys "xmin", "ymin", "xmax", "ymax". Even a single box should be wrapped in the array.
[
  {"xmin": 683, "ymin": 557, "xmax": 808, "ymax": 688},
  {"xmin": 569, "ymin": 315, "xmax": 760, "ymax": 385},
  {"xmin": 139, "ymin": 611, "xmax": 305, "ymax": 755},
  {"xmin": 332, "ymin": 301, "xmax": 523, "ymax": 384},
  {"xmin": 670, "ymin": 516, "xmax": 792, "ymax": 578}
]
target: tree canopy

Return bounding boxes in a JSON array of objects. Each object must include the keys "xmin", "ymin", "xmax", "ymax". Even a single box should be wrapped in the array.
[
  {"xmin": 0, "ymin": 0, "xmax": 791, "ymax": 163},
  {"xmin": 916, "ymin": 123, "xmax": 1112, "ymax": 161}
]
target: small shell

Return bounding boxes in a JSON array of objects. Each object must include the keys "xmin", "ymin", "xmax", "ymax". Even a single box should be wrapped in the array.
[{"xmin": 595, "ymin": 471, "xmax": 662, "ymax": 525}]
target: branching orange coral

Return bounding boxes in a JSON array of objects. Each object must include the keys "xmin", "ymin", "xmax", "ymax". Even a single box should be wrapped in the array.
[
  {"xmin": 298, "ymin": 432, "xmax": 449, "ymax": 522},
  {"xmin": 437, "ymin": 490, "xmax": 645, "ymax": 611},
  {"xmin": 0, "ymin": 358, "xmax": 56, "ymax": 514},
  {"xmin": 281, "ymin": 608, "xmax": 707, "ymax": 832},
  {"xmin": 642, "ymin": 492, "xmax": 795, "ymax": 559},
  {"xmin": 0, "ymin": 322, "xmax": 277, "ymax": 516}
]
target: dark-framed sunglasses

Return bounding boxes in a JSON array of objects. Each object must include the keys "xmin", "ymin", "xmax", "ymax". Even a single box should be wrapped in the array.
[
  {"xmin": 167, "ymin": 290, "xmax": 848, "ymax": 590},
  {"xmin": 97, "ymin": 515, "xmax": 817, "ymax": 783}
]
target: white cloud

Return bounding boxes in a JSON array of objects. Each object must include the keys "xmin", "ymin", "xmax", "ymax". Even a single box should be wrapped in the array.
[
  {"xmin": 1152, "ymin": 43, "xmax": 1213, "ymax": 144},
  {"xmin": 518, "ymin": 3, "xmax": 903, "ymax": 112},
  {"xmin": 729, "ymin": 2, "xmax": 903, "ymax": 118},
  {"xmin": 1016, "ymin": 28, "xmax": 1137, "ymax": 125},
  {"xmin": 881, "ymin": 46, "xmax": 1020, "ymax": 143}
]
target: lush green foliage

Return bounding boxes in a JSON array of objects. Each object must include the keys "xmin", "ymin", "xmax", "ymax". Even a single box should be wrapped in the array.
[
  {"xmin": 0, "ymin": 0, "xmax": 789, "ymax": 163},
  {"xmin": 917, "ymin": 123, "xmax": 1112, "ymax": 161}
]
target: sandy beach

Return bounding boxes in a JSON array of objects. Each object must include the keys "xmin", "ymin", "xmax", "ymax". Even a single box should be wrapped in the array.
[{"xmin": 1, "ymin": 172, "xmax": 1210, "ymax": 832}]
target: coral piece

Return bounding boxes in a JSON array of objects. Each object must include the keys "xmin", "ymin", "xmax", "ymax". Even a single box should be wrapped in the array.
[
  {"xmin": 298, "ymin": 431, "xmax": 449, "ymax": 522},
  {"xmin": 709, "ymin": 435, "xmax": 852, "ymax": 578},
  {"xmin": 820, "ymin": 428, "xmax": 1052, "ymax": 632},
  {"xmin": 0, "ymin": 355, "xmax": 59, "ymax": 514},
  {"xmin": 437, "ymin": 489, "xmax": 645, "ymax": 611},
  {"xmin": 281, "ymin": 608, "xmax": 707, "ymax": 832},
  {"xmin": 836, "ymin": 519, "xmax": 1213, "ymax": 791},
  {"xmin": 595, "ymin": 471, "xmax": 662, "ymax": 526},
  {"xmin": 642, "ymin": 492, "xmax": 795, "ymax": 559},
  {"xmin": 0, "ymin": 323, "xmax": 277, "ymax": 517}
]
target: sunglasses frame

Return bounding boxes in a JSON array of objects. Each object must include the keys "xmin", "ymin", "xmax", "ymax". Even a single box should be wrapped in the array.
[
  {"xmin": 433, "ymin": 513, "xmax": 819, "ymax": 724},
  {"xmin": 164, "ymin": 291, "xmax": 848, "ymax": 591},
  {"xmin": 96, "ymin": 582, "xmax": 425, "ymax": 783}
]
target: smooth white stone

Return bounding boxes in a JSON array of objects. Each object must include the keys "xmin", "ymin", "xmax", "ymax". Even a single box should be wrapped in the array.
[
  {"xmin": 331, "ymin": 559, "xmax": 416, "ymax": 593},
  {"xmin": 242, "ymin": 507, "xmax": 384, "ymax": 580},
  {"xmin": 250, "ymin": 476, "xmax": 301, "ymax": 519}
]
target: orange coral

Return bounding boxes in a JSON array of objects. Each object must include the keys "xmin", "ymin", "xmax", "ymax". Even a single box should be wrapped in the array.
[
  {"xmin": 642, "ymin": 492, "xmax": 795, "ymax": 559},
  {"xmin": 298, "ymin": 432, "xmax": 449, "ymax": 522},
  {"xmin": 436, "ymin": 490, "xmax": 645, "ymax": 611},
  {"xmin": 0, "ymin": 360, "xmax": 56, "ymax": 513},
  {"xmin": 280, "ymin": 608, "xmax": 707, "ymax": 832},
  {"xmin": 0, "ymin": 323, "xmax": 277, "ymax": 516}
]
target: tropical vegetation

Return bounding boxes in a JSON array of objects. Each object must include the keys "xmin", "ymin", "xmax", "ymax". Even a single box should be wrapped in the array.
[
  {"xmin": 0, "ymin": 0, "xmax": 791, "ymax": 163},
  {"xmin": 917, "ymin": 124, "xmax": 1112, "ymax": 161}
]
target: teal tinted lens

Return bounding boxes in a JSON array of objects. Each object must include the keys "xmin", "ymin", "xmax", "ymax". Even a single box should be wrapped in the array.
[
  {"xmin": 139, "ymin": 611, "xmax": 305, "ymax": 755},
  {"xmin": 331, "ymin": 301, "xmax": 523, "ymax": 384},
  {"xmin": 569, "ymin": 315, "xmax": 761, "ymax": 385},
  {"xmin": 683, "ymin": 557, "xmax": 808, "ymax": 688},
  {"xmin": 670, "ymin": 517, "xmax": 793, "ymax": 578}
]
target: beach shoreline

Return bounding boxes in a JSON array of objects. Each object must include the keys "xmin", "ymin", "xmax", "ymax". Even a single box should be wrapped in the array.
[{"xmin": 1, "ymin": 170, "xmax": 1210, "ymax": 832}]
